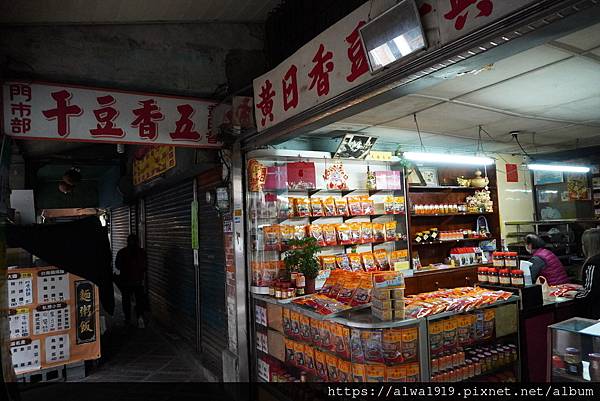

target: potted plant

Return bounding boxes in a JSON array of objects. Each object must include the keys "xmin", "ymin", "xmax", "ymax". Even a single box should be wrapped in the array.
[{"xmin": 284, "ymin": 237, "xmax": 321, "ymax": 294}]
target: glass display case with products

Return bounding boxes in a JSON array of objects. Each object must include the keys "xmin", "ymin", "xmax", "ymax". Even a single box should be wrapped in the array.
[{"xmin": 548, "ymin": 318, "xmax": 600, "ymax": 382}]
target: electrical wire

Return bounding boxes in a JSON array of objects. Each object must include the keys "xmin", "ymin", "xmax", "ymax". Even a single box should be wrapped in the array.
[
  {"xmin": 513, "ymin": 133, "xmax": 532, "ymax": 158},
  {"xmin": 413, "ymin": 113, "xmax": 426, "ymax": 152}
]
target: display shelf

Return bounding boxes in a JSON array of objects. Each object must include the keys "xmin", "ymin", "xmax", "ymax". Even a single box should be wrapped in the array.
[
  {"xmin": 411, "ymin": 237, "xmax": 495, "ymax": 246},
  {"xmin": 410, "ymin": 212, "xmax": 493, "ymax": 217},
  {"xmin": 414, "ymin": 262, "xmax": 492, "ymax": 273},
  {"xmin": 251, "ymin": 239, "xmax": 407, "ymax": 253},
  {"xmin": 551, "ymin": 371, "xmax": 590, "ymax": 383},
  {"xmin": 409, "ymin": 186, "xmax": 496, "ymax": 192},
  {"xmin": 464, "ymin": 362, "xmax": 519, "ymax": 382},
  {"xmin": 331, "ymin": 308, "xmax": 420, "ymax": 329},
  {"xmin": 259, "ymin": 188, "xmax": 400, "ymax": 197}
]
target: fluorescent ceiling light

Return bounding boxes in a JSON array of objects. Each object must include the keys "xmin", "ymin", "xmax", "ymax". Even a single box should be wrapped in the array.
[
  {"xmin": 528, "ymin": 164, "xmax": 590, "ymax": 173},
  {"xmin": 403, "ymin": 152, "xmax": 494, "ymax": 165}
]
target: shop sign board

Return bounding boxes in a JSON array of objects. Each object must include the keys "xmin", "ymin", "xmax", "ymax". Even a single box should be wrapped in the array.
[
  {"xmin": 254, "ymin": 0, "xmax": 534, "ymax": 132},
  {"xmin": 132, "ymin": 146, "xmax": 176, "ymax": 186},
  {"xmin": 2, "ymin": 80, "xmax": 222, "ymax": 148},
  {"xmin": 74, "ymin": 280, "xmax": 96, "ymax": 344}
]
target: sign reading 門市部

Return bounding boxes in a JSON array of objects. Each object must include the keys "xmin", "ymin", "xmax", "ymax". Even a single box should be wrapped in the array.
[
  {"xmin": 2, "ymin": 81, "xmax": 222, "ymax": 148},
  {"xmin": 253, "ymin": 0, "xmax": 535, "ymax": 132}
]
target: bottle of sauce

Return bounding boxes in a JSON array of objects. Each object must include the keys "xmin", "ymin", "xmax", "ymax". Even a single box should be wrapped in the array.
[
  {"xmin": 487, "ymin": 268, "xmax": 499, "ymax": 285},
  {"xmin": 499, "ymin": 269, "xmax": 511, "ymax": 285},
  {"xmin": 478, "ymin": 267, "xmax": 489, "ymax": 283},
  {"xmin": 511, "ymin": 270, "xmax": 525, "ymax": 287}
]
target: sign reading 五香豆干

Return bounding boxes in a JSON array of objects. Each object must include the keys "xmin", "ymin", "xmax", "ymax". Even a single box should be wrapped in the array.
[
  {"xmin": 253, "ymin": 0, "xmax": 535, "ymax": 131},
  {"xmin": 2, "ymin": 81, "xmax": 223, "ymax": 148}
]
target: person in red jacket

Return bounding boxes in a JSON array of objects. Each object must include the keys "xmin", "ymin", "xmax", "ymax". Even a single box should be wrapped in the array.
[
  {"xmin": 115, "ymin": 234, "xmax": 147, "ymax": 328},
  {"xmin": 525, "ymin": 234, "xmax": 570, "ymax": 285}
]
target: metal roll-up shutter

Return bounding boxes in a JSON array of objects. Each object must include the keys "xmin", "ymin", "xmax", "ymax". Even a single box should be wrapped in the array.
[
  {"xmin": 144, "ymin": 180, "xmax": 196, "ymax": 343},
  {"xmin": 110, "ymin": 206, "xmax": 130, "ymax": 268},
  {"xmin": 197, "ymin": 169, "xmax": 227, "ymax": 377},
  {"xmin": 129, "ymin": 203, "xmax": 138, "ymax": 236}
]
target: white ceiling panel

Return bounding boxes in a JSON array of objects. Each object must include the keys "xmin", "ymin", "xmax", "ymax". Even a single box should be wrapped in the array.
[
  {"xmin": 537, "ymin": 124, "xmax": 600, "ymax": 140},
  {"xmin": 458, "ymin": 58, "xmax": 600, "ymax": 121},
  {"xmin": 555, "ymin": 23, "xmax": 600, "ymax": 51},
  {"xmin": 418, "ymin": 45, "xmax": 571, "ymax": 99},
  {"xmin": 341, "ymin": 96, "xmax": 441, "ymax": 125},
  {"xmin": 467, "ymin": 118, "xmax": 567, "ymax": 139}
]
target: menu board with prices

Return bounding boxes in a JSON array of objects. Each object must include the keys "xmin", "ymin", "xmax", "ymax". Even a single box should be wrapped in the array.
[
  {"xmin": 9, "ymin": 308, "xmax": 31, "ymax": 339},
  {"xmin": 10, "ymin": 338, "xmax": 41, "ymax": 374},
  {"xmin": 33, "ymin": 302, "xmax": 71, "ymax": 335},
  {"xmin": 8, "ymin": 272, "xmax": 34, "ymax": 307}
]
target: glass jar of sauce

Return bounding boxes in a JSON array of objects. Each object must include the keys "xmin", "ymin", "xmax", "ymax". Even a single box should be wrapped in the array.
[
  {"xmin": 487, "ymin": 268, "xmax": 499, "ymax": 285},
  {"xmin": 565, "ymin": 348, "xmax": 581, "ymax": 375},
  {"xmin": 589, "ymin": 353, "xmax": 600, "ymax": 381},
  {"xmin": 511, "ymin": 270, "xmax": 524, "ymax": 287},
  {"xmin": 499, "ymin": 269, "xmax": 512, "ymax": 285}
]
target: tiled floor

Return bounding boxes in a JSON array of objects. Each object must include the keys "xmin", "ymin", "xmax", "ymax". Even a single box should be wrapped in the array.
[{"xmin": 79, "ymin": 294, "xmax": 210, "ymax": 382}]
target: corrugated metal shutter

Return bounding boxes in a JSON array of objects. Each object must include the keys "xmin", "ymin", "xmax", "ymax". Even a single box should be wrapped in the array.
[
  {"xmin": 197, "ymin": 169, "xmax": 227, "ymax": 378},
  {"xmin": 129, "ymin": 203, "xmax": 137, "ymax": 236},
  {"xmin": 110, "ymin": 206, "xmax": 130, "ymax": 268},
  {"xmin": 144, "ymin": 180, "xmax": 196, "ymax": 344}
]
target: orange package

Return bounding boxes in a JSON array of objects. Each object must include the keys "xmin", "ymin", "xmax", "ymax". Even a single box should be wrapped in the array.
[
  {"xmin": 406, "ymin": 362, "xmax": 420, "ymax": 382},
  {"xmin": 325, "ymin": 354, "xmax": 339, "ymax": 382},
  {"xmin": 310, "ymin": 317, "xmax": 321, "ymax": 347},
  {"xmin": 310, "ymin": 197, "xmax": 324, "ymax": 217},
  {"xmin": 293, "ymin": 224, "xmax": 307, "ymax": 241},
  {"xmin": 263, "ymin": 225, "xmax": 281, "ymax": 251},
  {"xmin": 372, "ymin": 223, "xmax": 386, "ymax": 242},
  {"xmin": 365, "ymin": 364, "xmax": 386, "ymax": 383},
  {"xmin": 304, "ymin": 344, "xmax": 316, "ymax": 375},
  {"xmin": 348, "ymin": 253, "xmax": 363, "ymax": 271},
  {"xmin": 386, "ymin": 365, "xmax": 407, "ymax": 382},
  {"xmin": 284, "ymin": 338, "xmax": 295, "ymax": 365},
  {"xmin": 280, "ymin": 224, "xmax": 295, "ymax": 246},
  {"xmin": 294, "ymin": 340, "xmax": 306, "ymax": 368},
  {"xmin": 322, "ymin": 224, "xmax": 338, "ymax": 246},
  {"xmin": 382, "ymin": 328, "xmax": 403, "ymax": 365},
  {"xmin": 314, "ymin": 349, "xmax": 329, "ymax": 381},
  {"xmin": 282, "ymin": 307, "xmax": 292, "ymax": 337},
  {"xmin": 295, "ymin": 197, "xmax": 311, "ymax": 217},
  {"xmin": 390, "ymin": 249, "xmax": 408, "ymax": 265},
  {"xmin": 352, "ymin": 364, "xmax": 366, "ymax": 382},
  {"xmin": 361, "ymin": 195, "xmax": 375, "ymax": 215},
  {"xmin": 336, "ymin": 276, "xmax": 359, "ymax": 305},
  {"xmin": 308, "ymin": 224, "xmax": 326, "ymax": 246},
  {"xmin": 323, "ymin": 197, "xmax": 337, "ymax": 216},
  {"xmin": 332, "ymin": 324, "xmax": 351, "ymax": 360},
  {"xmin": 337, "ymin": 223, "xmax": 352, "ymax": 245},
  {"xmin": 374, "ymin": 249, "xmax": 390, "ymax": 270},
  {"xmin": 348, "ymin": 197, "xmax": 363, "ymax": 216},
  {"xmin": 349, "ymin": 222, "xmax": 362, "ymax": 244},
  {"xmin": 350, "ymin": 273, "xmax": 373, "ymax": 306},
  {"xmin": 361, "ymin": 222, "xmax": 374, "ymax": 244},
  {"xmin": 320, "ymin": 269, "xmax": 341, "ymax": 296},
  {"xmin": 287, "ymin": 197, "xmax": 297, "ymax": 217},
  {"xmin": 300, "ymin": 314, "xmax": 312, "ymax": 343},
  {"xmin": 362, "ymin": 252, "xmax": 377, "ymax": 271},
  {"xmin": 335, "ymin": 198, "xmax": 349, "ymax": 216},
  {"xmin": 336, "ymin": 254, "xmax": 351, "ymax": 271},
  {"xmin": 384, "ymin": 196, "xmax": 395, "ymax": 215},
  {"xmin": 385, "ymin": 221, "xmax": 397, "ymax": 241},
  {"xmin": 289, "ymin": 311, "xmax": 301, "ymax": 340},
  {"xmin": 320, "ymin": 320, "xmax": 333, "ymax": 352},
  {"xmin": 337, "ymin": 359, "xmax": 352, "ymax": 383},
  {"xmin": 321, "ymin": 255, "xmax": 337, "ymax": 270}
]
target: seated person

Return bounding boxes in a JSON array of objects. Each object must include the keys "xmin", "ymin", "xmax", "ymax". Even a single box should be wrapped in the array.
[
  {"xmin": 575, "ymin": 228, "xmax": 600, "ymax": 319},
  {"xmin": 525, "ymin": 234, "xmax": 570, "ymax": 285}
]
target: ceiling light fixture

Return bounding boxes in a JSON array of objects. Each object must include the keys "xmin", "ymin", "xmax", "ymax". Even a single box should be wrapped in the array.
[
  {"xmin": 404, "ymin": 152, "xmax": 494, "ymax": 165},
  {"xmin": 527, "ymin": 164, "xmax": 590, "ymax": 173}
]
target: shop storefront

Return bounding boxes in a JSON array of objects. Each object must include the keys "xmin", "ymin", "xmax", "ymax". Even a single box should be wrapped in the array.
[{"xmin": 236, "ymin": 0, "xmax": 600, "ymax": 384}]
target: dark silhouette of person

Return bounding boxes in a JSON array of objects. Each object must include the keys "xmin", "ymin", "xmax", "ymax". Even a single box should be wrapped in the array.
[{"xmin": 115, "ymin": 234, "xmax": 147, "ymax": 328}]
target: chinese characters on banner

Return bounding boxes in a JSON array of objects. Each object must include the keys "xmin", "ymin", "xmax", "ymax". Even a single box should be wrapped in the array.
[
  {"xmin": 132, "ymin": 146, "xmax": 176, "ymax": 186},
  {"xmin": 254, "ymin": 0, "xmax": 533, "ymax": 131},
  {"xmin": 2, "ymin": 81, "xmax": 222, "ymax": 148},
  {"xmin": 75, "ymin": 281, "xmax": 96, "ymax": 344}
]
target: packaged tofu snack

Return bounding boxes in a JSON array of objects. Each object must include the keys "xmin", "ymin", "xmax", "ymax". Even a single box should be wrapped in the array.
[
  {"xmin": 401, "ymin": 327, "xmax": 418, "ymax": 362},
  {"xmin": 394, "ymin": 196, "xmax": 406, "ymax": 214},
  {"xmin": 406, "ymin": 362, "xmax": 420, "ymax": 382},
  {"xmin": 284, "ymin": 338, "xmax": 295, "ymax": 365},
  {"xmin": 348, "ymin": 197, "xmax": 363, "ymax": 216},
  {"xmin": 337, "ymin": 359, "xmax": 352, "ymax": 383},
  {"xmin": 372, "ymin": 223, "xmax": 386, "ymax": 242},
  {"xmin": 348, "ymin": 253, "xmax": 364, "ymax": 271},
  {"xmin": 314, "ymin": 350, "xmax": 329, "ymax": 381},
  {"xmin": 374, "ymin": 249, "xmax": 390, "ymax": 270},
  {"xmin": 365, "ymin": 364, "xmax": 386, "ymax": 383},
  {"xmin": 349, "ymin": 222, "xmax": 362, "ymax": 244},
  {"xmin": 360, "ymin": 222, "xmax": 374, "ymax": 244},
  {"xmin": 335, "ymin": 254, "xmax": 351, "ymax": 271},
  {"xmin": 308, "ymin": 224, "xmax": 326, "ymax": 246},
  {"xmin": 300, "ymin": 314, "xmax": 312, "ymax": 343},
  {"xmin": 323, "ymin": 197, "xmax": 337, "ymax": 216},
  {"xmin": 384, "ymin": 221, "xmax": 397, "ymax": 241},
  {"xmin": 263, "ymin": 225, "xmax": 281, "ymax": 251},
  {"xmin": 443, "ymin": 316, "xmax": 458, "ymax": 352},
  {"xmin": 310, "ymin": 317, "xmax": 321, "ymax": 347},
  {"xmin": 336, "ymin": 276, "xmax": 358, "ymax": 305},
  {"xmin": 310, "ymin": 197, "xmax": 324, "ymax": 217},
  {"xmin": 384, "ymin": 196, "xmax": 395, "ymax": 214},
  {"xmin": 280, "ymin": 224, "xmax": 295, "ymax": 246},
  {"xmin": 361, "ymin": 329, "xmax": 384, "ymax": 363},
  {"xmin": 350, "ymin": 274, "xmax": 372, "ymax": 306},
  {"xmin": 352, "ymin": 364, "xmax": 366, "ymax": 382},
  {"xmin": 361, "ymin": 195, "xmax": 375, "ymax": 215},
  {"xmin": 385, "ymin": 365, "xmax": 407, "ymax": 382},
  {"xmin": 295, "ymin": 197, "xmax": 311, "ymax": 217},
  {"xmin": 335, "ymin": 198, "xmax": 349, "ymax": 216},
  {"xmin": 282, "ymin": 307, "xmax": 292, "ymax": 337},
  {"xmin": 382, "ymin": 328, "xmax": 404, "ymax": 365},
  {"xmin": 332, "ymin": 323, "xmax": 351, "ymax": 360},
  {"xmin": 337, "ymin": 223, "xmax": 352, "ymax": 245},
  {"xmin": 350, "ymin": 329, "xmax": 365, "ymax": 364},
  {"xmin": 361, "ymin": 252, "xmax": 377, "ymax": 272},
  {"xmin": 290, "ymin": 311, "xmax": 301, "ymax": 340},
  {"xmin": 293, "ymin": 224, "xmax": 307, "ymax": 241},
  {"xmin": 325, "ymin": 354, "xmax": 339, "ymax": 382},
  {"xmin": 304, "ymin": 344, "xmax": 316, "ymax": 375},
  {"xmin": 429, "ymin": 319, "xmax": 444, "ymax": 356},
  {"xmin": 320, "ymin": 255, "xmax": 337, "ymax": 270},
  {"xmin": 322, "ymin": 224, "xmax": 338, "ymax": 246}
]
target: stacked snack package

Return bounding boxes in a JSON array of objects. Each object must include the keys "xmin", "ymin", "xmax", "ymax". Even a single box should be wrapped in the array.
[{"xmin": 371, "ymin": 271, "xmax": 406, "ymax": 321}]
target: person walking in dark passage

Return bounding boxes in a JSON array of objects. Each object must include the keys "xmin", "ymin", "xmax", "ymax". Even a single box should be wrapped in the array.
[{"xmin": 115, "ymin": 234, "xmax": 147, "ymax": 328}]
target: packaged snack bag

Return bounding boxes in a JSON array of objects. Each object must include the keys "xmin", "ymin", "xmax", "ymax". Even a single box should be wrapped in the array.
[
  {"xmin": 406, "ymin": 362, "xmax": 420, "ymax": 382},
  {"xmin": 287, "ymin": 197, "xmax": 297, "ymax": 217},
  {"xmin": 332, "ymin": 324, "xmax": 351, "ymax": 360},
  {"xmin": 348, "ymin": 197, "xmax": 363, "ymax": 216},
  {"xmin": 308, "ymin": 224, "xmax": 326, "ymax": 246},
  {"xmin": 337, "ymin": 223, "xmax": 352, "ymax": 245},
  {"xmin": 310, "ymin": 317, "xmax": 321, "ymax": 347},
  {"xmin": 284, "ymin": 338, "xmax": 295, "ymax": 365},
  {"xmin": 320, "ymin": 255, "xmax": 337, "ymax": 270},
  {"xmin": 386, "ymin": 365, "xmax": 407, "ymax": 382},
  {"xmin": 483, "ymin": 309, "xmax": 495, "ymax": 339},
  {"xmin": 300, "ymin": 314, "xmax": 312, "ymax": 342},
  {"xmin": 337, "ymin": 360, "xmax": 352, "ymax": 383},
  {"xmin": 401, "ymin": 327, "xmax": 418, "ymax": 362},
  {"xmin": 335, "ymin": 198, "xmax": 349, "ymax": 216},
  {"xmin": 348, "ymin": 253, "xmax": 363, "ymax": 271},
  {"xmin": 361, "ymin": 195, "xmax": 375, "ymax": 215},
  {"xmin": 320, "ymin": 269, "xmax": 340, "ymax": 296},
  {"xmin": 322, "ymin": 224, "xmax": 338, "ymax": 246},
  {"xmin": 382, "ymin": 328, "xmax": 403, "ymax": 365},
  {"xmin": 384, "ymin": 221, "xmax": 397, "ymax": 241},
  {"xmin": 374, "ymin": 249, "xmax": 390, "ymax": 270},
  {"xmin": 263, "ymin": 225, "xmax": 281, "ymax": 251},
  {"xmin": 361, "ymin": 252, "xmax": 377, "ymax": 271},
  {"xmin": 320, "ymin": 320, "xmax": 333, "ymax": 351},
  {"xmin": 280, "ymin": 224, "xmax": 295, "ymax": 246},
  {"xmin": 325, "ymin": 354, "xmax": 339, "ymax": 382},
  {"xmin": 352, "ymin": 364, "xmax": 366, "ymax": 382},
  {"xmin": 282, "ymin": 307, "xmax": 292, "ymax": 337},
  {"xmin": 293, "ymin": 225, "xmax": 307, "ymax": 241},
  {"xmin": 443, "ymin": 317, "xmax": 458, "ymax": 352},
  {"xmin": 295, "ymin": 198, "xmax": 311, "ymax": 217},
  {"xmin": 335, "ymin": 254, "xmax": 351, "ymax": 271},
  {"xmin": 361, "ymin": 329, "xmax": 384, "ymax": 363},
  {"xmin": 336, "ymin": 276, "xmax": 358, "ymax": 305},
  {"xmin": 304, "ymin": 344, "xmax": 316, "ymax": 375},
  {"xmin": 314, "ymin": 350, "xmax": 329, "ymax": 381},
  {"xmin": 310, "ymin": 197, "xmax": 324, "ymax": 217},
  {"xmin": 350, "ymin": 274, "xmax": 373, "ymax": 306},
  {"xmin": 328, "ymin": 275, "xmax": 345, "ymax": 299},
  {"xmin": 429, "ymin": 319, "xmax": 444, "ymax": 356},
  {"xmin": 323, "ymin": 197, "xmax": 337, "ymax": 216},
  {"xmin": 294, "ymin": 341, "xmax": 306, "ymax": 367},
  {"xmin": 366, "ymin": 364, "xmax": 386, "ymax": 383},
  {"xmin": 361, "ymin": 222, "xmax": 374, "ymax": 244},
  {"xmin": 457, "ymin": 314, "xmax": 473, "ymax": 346},
  {"xmin": 390, "ymin": 249, "xmax": 409, "ymax": 265},
  {"xmin": 372, "ymin": 223, "xmax": 386, "ymax": 242},
  {"xmin": 384, "ymin": 196, "xmax": 395, "ymax": 214},
  {"xmin": 350, "ymin": 329, "xmax": 365, "ymax": 364},
  {"xmin": 349, "ymin": 222, "xmax": 362, "ymax": 244},
  {"xmin": 290, "ymin": 311, "xmax": 301, "ymax": 340},
  {"xmin": 394, "ymin": 196, "xmax": 405, "ymax": 214}
]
